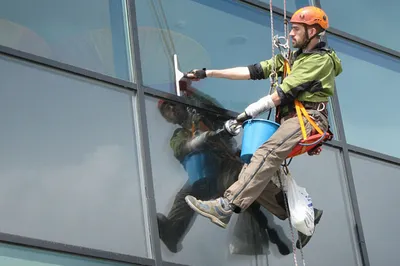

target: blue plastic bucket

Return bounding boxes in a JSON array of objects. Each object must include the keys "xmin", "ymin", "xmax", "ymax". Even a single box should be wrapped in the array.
[
  {"xmin": 182, "ymin": 151, "xmax": 218, "ymax": 185},
  {"xmin": 240, "ymin": 119, "xmax": 280, "ymax": 163}
]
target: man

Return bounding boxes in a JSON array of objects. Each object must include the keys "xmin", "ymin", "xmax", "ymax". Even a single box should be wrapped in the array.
[{"xmin": 184, "ymin": 6, "xmax": 343, "ymax": 249}]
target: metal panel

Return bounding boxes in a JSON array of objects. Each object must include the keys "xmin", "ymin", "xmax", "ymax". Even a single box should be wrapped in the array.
[{"xmin": 126, "ymin": 0, "xmax": 163, "ymax": 265}]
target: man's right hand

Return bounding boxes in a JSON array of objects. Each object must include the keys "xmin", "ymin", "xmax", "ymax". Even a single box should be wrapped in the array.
[{"xmin": 185, "ymin": 68, "xmax": 207, "ymax": 80}]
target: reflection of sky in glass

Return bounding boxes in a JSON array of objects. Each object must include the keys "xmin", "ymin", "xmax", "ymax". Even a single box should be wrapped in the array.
[
  {"xmin": 322, "ymin": 0, "xmax": 399, "ymax": 52},
  {"xmin": 259, "ymin": 0, "xmax": 312, "ymax": 13},
  {"xmin": 136, "ymin": 0, "xmax": 285, "ymax": 112},
  {"xmin": 0, "ymin": 56, "xmax": 147, "ymax": 257},
  {"xmin": 350, "ymin": 153, "xmax": 400, "ymax": 266},
  {"xmin": 0, "ymin": 0, "xmax": 130, "ymax": 80},
  {"xmin": 328, "ymin": 34, "xmax": 400, "ymax": 157}
]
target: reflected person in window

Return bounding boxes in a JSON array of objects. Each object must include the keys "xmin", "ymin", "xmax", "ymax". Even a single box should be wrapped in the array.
[
  {"xmin": 156, "ymin": 79, "xmax": 243, "ymax": 253},
  {"xmin": 184, "ymin": 6, "xmax": 343, "ymax": 249},
  {"xmin": 156, "ymin": 79, "xmax": 290, "ymax": 255}
]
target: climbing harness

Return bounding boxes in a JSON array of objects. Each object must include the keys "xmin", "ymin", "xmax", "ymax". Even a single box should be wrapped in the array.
[
  {"xmin": 280, "ymin": 58, "xmax": 333, "ymax": 164},
  {"xmin": 286, "ymin": 99, "xmax": 332, "ymax": 159},
  {"xmin": 270, "ymin": 3, "xmax": 332, "ymax": 162}
]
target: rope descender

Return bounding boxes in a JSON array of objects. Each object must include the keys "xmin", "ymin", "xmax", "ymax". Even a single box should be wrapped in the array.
[{"xmin": 273, "ymin": 35, "xmax": 291, "ymax": 60}]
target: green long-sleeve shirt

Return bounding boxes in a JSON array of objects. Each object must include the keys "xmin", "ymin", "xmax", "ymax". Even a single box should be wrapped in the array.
[{"xmin": 258, "ymin": 42, "xmax": 342, "ymax": 107}]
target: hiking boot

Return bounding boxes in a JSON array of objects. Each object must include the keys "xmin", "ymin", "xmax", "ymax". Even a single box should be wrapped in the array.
[
  {"xmin": 296, "ymin": 208, "xmax": 323, "ymax": 249},
  {"xmin": 185, "ymin": 196, "xmax": 232, "ymax": 228},
  {"xmin": 157, "ymin": 213, "xmax": 182, "ymax": 253},
  {"xmin": 268, "ymin": 228, "xmax": 290, "ymax": 255}
]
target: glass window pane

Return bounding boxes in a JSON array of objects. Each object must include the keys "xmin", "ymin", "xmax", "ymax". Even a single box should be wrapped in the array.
[
  {"xmin": 0, "ymin": 243, "xmax": 132, "ymax": 266},
  {"xmin": 255, "ymin": 146, "xmax": 361, "ymax": 266},
  {"xmin": 0, "ymin": 0, "xmax": 131, "ymax": 80},
  {"xmin": 146, "ymin": 95, "xmax": 261, "ymax": 265},
  {"xmin": 136, "ymin": 0, "xmax": 285, "ymax": 112},
  {"xmin": 322, "ymin": 0, "xmax": 399, "ymax": 52},
  {"xmin": 328, "ymin": 34, "xmax": 400, "ymax": 157},
  {"xmin": 260, "ymin": 0, "xmax": 312, "ymax": 13},
  {"xmin": 349, "ymin": 153, "xmax": 400, "ymax": 266},
  {"xmin": 0, "ymin": 55, "xmax": 147, "ymax": 257}
]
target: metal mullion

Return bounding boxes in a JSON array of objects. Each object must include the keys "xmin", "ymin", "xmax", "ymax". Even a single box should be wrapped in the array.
[
  {"xmin": 162, "ymin": 261, "xmax": 190, "ymax": 266},
  {"xmin": 143, "ymin": 85, "xmax": 239, "ymax": 120},
  {"xmin": 347, "ymin": 145, "xmax": 400, "ymax": 166},
  {"xmin": 312, "ymin": 0, "xmax": 371, "ymax": 261},
  {"xmin": 327, "ymin": 51, "xmax": 371, "ymax": 266},
  {"xmin": 126, "ymin": 0, "xmax": 163, "ymax": 265},
  {"xmin": 0, "ymin": 45, "xmax": 137, "ymax": 93},
  {"xmin": 239, "ymin": 0, "xmax": 290, "ymax": 17},
  {"xmin": 323, "ymin": 139, "xmax": 344, "ymax": 149},
  {"xmin": 0, "ymin": 232, "xmax": 154, "ymax": 265},
  {"xmin": 327, "ymin": 27, "xmax": 400, "ymax": 60}
]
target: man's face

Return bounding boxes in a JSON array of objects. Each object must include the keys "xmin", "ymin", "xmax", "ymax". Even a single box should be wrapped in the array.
[
  {"xmin": 161, "ymin": 102, "xmax": 187, "ymax": 125},
  {"xmin": 289, "ymin": 23, "xmax": 307, "ymax": 48}
]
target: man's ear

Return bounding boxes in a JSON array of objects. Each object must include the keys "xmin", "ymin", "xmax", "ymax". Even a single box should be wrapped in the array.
[{"xmin": 309, "ymin": 26, "xmax": 317, "ymax": 37}]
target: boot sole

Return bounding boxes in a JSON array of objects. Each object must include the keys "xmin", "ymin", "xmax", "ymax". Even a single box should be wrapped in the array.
[
  {"xmin": 314, "ymin": 210, "xmax": 323, "ymax": 225},
  {"xmin": 185, "ymin": 197, "xmax": 227, "ymax": 229},
  {"xmin": 296, "ymin": 210, "xmax": 324, "ymax": 249}
]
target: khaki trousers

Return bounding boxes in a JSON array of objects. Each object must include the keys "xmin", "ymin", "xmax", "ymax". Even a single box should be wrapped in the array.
[{"xmin": 224, "ymin": 110, "xmax": 328, "ymax": 219}]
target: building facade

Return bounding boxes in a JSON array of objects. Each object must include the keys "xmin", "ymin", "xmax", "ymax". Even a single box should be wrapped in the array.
[{"xmin": 0, "ymin": 0, "xmax": 399, "ymax": 265}]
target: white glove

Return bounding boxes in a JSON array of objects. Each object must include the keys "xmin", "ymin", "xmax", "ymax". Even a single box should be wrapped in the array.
[{"xmin": 245, "ymin": 95, "xmax": 275, "ymax": 118}]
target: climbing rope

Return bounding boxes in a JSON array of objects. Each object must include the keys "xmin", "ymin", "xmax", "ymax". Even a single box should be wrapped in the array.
[
  {"xmin": 283, "ymin": 0, "xmax": 289, "ymax": 43},
  {"xmin": 268, "ymin": 1, "xmax": 307, "ymax": 265},
  {"xmin": 278, "ymin": 168, "xmax": 306, "ymax": 266},
  {"xmin": 149, "ymin": 0, "xmax": 177, "ymax": 71},
  {"xmin": 268, "ymin": 0, "xmax": 278, "ymax": 97}
]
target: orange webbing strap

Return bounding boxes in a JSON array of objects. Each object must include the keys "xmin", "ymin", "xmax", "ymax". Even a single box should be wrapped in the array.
[
  {"xmin": 283, "ymin": 61, "xmax": 324, "ymax": 138},
  {"xmin": 191, "ymin": 122, "xmax": 196, "ymax": 137},
  {"xmin": 295, "ymin": 99, "xmax": 324, "ymax": 141},
  {"xmin": 295, "ymin": 100, "xmax": 307, "ymax": 140},
  {"xmin": 283, "ymin": 59, "xmax": 291, "ymax": 76}
]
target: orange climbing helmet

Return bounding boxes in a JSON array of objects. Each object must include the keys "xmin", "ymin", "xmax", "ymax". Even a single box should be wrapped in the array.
[{"xmin": 290, "ymin": 6, "xmax": 329, "ymax": 30}]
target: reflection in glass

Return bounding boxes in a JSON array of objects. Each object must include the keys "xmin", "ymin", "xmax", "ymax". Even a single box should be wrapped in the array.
[
  {"xmin": 350, "ymin": 153, "xmax": 400, "ymax": 266},
  {"xmin": 146, "ymin": 83, "xmax": 292, "ymax": 265},
  {"xmin": 322, "ymin": 0, "xmax": 399, "ymax": 52},
  {"xmin": 0, "ymin": 56, "xmax": 146, "ymax": 257},
  {"xmin": 328, "ymin": 34, "xmax": 400, "ymax": 157},
  {"xmin": 0, "ymin": 0, "xmax": 130, "ymax": 80},
  {"xmin": 259, "ymin": 0, "xmax": 312, "ymax": 13},
  {"xmin": 136, "ymin": 0, "xmax": 285, "ymax": 112}
]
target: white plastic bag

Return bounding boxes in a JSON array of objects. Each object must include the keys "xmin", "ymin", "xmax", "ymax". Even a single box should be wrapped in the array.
[{"xmin": 283, "ymin": 173, "xmax": 315, "ymax": 236}]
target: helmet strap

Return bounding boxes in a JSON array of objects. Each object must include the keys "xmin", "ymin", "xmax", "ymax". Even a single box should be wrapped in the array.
[
  {"xmin": 301, "ymin": 25, "xmax": 312, "ymax": 50},
  {"xmin": 301, "ymin": 25, "xmax": 324, "ymax": 50}
]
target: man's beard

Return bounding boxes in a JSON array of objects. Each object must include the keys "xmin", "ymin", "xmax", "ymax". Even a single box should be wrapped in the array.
[{"xmin": 293, "ymin": 38, "xmax": 306, "ymax": 49}]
